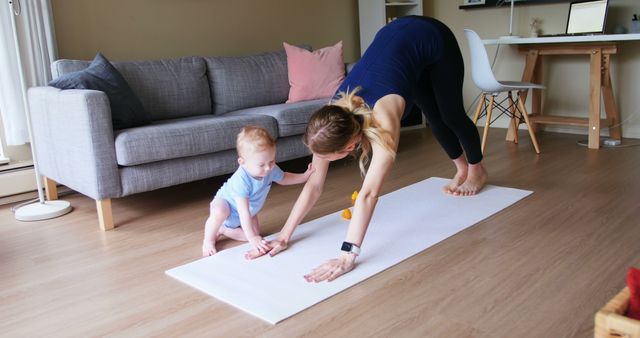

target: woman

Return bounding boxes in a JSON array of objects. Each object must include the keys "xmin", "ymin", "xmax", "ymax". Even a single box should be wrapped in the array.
[{"xmin": 250, "ymin": 16, "xmax": 487, "ymax": 282}]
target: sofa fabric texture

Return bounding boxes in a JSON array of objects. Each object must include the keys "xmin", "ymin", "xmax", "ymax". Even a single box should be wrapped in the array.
[
  {"xmin": 49, "ymin": 53, "xmax": 150, "ymax": 130},
  {"xmin": 51, "ymin": 56, "xmax": 212, "ymax": 122},
  {"xmin": 114, "ymin": 114, "xmax": 277, "ymax": 166},
  {"xmin": 30, "ymin": 48, "xmax": 333, "ymax": 202}
]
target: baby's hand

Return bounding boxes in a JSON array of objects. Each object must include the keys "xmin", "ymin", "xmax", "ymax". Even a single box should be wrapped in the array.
[
  {"xmin": 247, "ymin": 236, "xmax": 271, "ymax": 258},
  {"xmin": 303, "ymin": 163, "xmax": 315, "ymax": 180}
]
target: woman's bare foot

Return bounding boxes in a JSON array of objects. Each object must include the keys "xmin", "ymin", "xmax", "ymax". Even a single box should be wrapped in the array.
[
  {"xmin": 444, "ymin": 171, "xmax": 467, "ymax": 194},
  {"xmin": 453, "ymin": 162, "xmax": 488, "ymax": 196},
  {"xmin": 444, "ymin": 156, "xmax": 469, "ymax": 194}
]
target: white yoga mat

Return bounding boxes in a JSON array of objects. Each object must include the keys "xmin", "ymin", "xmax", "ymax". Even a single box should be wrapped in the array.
[{"xmin": 166, "ymin": 177, "xmax": 532, "ymax": 324}]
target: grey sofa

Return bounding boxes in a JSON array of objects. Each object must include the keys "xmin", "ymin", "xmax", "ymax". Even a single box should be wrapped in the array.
[{"xmin": 28, "ymin": 49, "xmax": 330, "ymax": 230}]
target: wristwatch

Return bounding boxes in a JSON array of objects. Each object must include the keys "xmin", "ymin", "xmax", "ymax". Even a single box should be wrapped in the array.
[{"xmin": 341, "ymin": 241, "xmax": 361, "ymax": 256}]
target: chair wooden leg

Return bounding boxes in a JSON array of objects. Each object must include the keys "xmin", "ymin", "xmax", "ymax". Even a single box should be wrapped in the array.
[
  {"xmin": 472, "ymin": 94, "xmax": 485, "ymax": 124},
  {"xmin": 516, "ymin": 95, "xmax": 541, "ymax": 154},
  {"xmin": 481, "ymin": 96, "xmax": 495, "ymax": 154},
  {"xmin": 507, "ymin": 91, "xmax": 519, "ymax": 144},
  {"xmin": 43, "ymin": 176, "xmax": 58, "ymax": 200},
  {"xmin": 96, "ymin": 199, "xmax": 114, "ymax": 231}
]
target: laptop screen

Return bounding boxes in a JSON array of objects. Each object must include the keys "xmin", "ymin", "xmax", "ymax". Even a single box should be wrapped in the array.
[{"xmin": 566, "ymin": 0, "xmax": 608, "ymax": 35}]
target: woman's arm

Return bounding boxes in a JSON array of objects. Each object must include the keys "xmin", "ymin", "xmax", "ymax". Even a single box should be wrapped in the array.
[
  {"xmin": 304, "ymin": 96, "xmax": 402, "ymax": 282},
  {"xmin": 276, "ymin": 155, "xmax": 329, "ymax": 245},
  {"xmin": 244, "ymin": 155, "xmax": 330, "ymax": 259},
  {"xmin": 303, "ymin": 142, "xmax": 396, "ymax": 282}
]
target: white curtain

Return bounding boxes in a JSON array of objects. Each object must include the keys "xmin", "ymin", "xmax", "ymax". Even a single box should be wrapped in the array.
[{"xmin": 0, "ymin": 0, "xmax": 57, "ymax": 146}]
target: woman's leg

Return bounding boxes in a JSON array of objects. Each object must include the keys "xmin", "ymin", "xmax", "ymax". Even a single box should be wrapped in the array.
[
  {"xmin": 421, "ymin": 26, "xmax": 487, "ymax": 195},
  {"xmin": 414, "ymin": 79, "xmax": 469, "ymax": 194}
]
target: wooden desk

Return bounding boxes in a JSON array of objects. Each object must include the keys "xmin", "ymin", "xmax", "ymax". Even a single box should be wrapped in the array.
[{"xmin": 483, "ymin": 34, "xmax": 640, "ymax": 149}]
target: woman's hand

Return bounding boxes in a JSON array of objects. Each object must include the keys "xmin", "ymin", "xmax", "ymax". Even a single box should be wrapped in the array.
[
  {"xmin": 244, "ymin": 236, "xmax": 271, "ymax": 260},
  {"xmin": 304, "ymin": 252, "xmax": 357, "ymax": 282},
  {"xmin": 244, "ymin": 238, "xmax": 288, "ymax": 260},
  {"xmin": 267, "ymin": 239, "xmax": 288, "ymax": 257}
]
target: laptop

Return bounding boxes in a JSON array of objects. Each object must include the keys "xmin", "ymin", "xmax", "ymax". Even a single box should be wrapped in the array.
[{"xmin": 539, "ymin": 0, "xmax": 609, "ymax": 37}]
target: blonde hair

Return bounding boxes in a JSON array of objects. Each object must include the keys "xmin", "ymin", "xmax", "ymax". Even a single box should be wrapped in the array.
[
  {"xmin": 236, "ymin": 125, "xmax": 276, "ymax": 158},
  {"xmin": 303, "ymin": 88, "xmax": 395, "ymax": 176}
]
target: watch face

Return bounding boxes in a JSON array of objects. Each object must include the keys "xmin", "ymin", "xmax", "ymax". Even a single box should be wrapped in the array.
[{"xmin": 341, "ymin": 242, "xmax": 353, "ymax": 251}]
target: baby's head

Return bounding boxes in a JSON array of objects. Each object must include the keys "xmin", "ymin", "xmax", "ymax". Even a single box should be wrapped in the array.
[{"xmin": 236, "ymin": 126, "xmax": 276, "ymax": 178}]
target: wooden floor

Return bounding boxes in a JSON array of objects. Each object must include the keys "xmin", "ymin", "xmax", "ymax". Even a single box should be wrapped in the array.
[{"xmin": 2, "ymin": 128, "xmax": 639, "ymax": 337}]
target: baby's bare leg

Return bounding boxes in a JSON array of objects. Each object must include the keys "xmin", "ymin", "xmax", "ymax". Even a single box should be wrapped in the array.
[
  {"xmin": 219, "ymin": 226, "xmax": 247, "ymax": 241},
  {"xmin": 219, "ymin": 214, "xmax": 260, "ymax": 242},
  {"xmin": 202, "ymin": 198, "xmax": 230, "ymax": 257}
]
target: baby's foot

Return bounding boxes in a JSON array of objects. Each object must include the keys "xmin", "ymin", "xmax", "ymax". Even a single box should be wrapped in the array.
[
  {"xmin": 202, "ymin": 240, "xmax": 217, "ymax": 257},
  {"xmin": 453, "ymin": 164, "xmax": 488, "ymax": 196}
]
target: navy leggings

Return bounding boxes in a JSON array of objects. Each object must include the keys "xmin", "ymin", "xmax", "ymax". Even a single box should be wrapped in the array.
[{"xmin": 412, "ymin": 19, "xmax": 483, "ymax": 164}]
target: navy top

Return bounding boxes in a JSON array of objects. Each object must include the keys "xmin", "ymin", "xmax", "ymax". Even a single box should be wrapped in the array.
[{"xmin": 336, "ymin": 16, "xmax": 444, "ymax": 118}]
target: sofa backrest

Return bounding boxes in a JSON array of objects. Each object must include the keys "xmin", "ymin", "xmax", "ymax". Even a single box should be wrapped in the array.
[
  {"xmin": 204, "ymin": 49, "xmax": 293, "ymax": 115},
  {"xmin": 51, "ymin": 57, "xmax": 212, "ymax": 120}
]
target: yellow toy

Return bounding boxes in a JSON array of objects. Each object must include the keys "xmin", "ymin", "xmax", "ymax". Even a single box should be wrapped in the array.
[
  {"xmin": 341, "ymin": 208, "xmax": 352, "ymax": 220},
  {"xmin": 342, "ymin": 190, "xmax": 359, "ymax": 220}
]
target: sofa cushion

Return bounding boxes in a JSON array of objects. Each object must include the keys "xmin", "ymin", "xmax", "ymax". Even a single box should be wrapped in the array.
[
  {"xmin": 284, "ymin": 41, "xmax": 345, "ymax": 103},
  {"xmin": 114, "ymin": 114, "xmax": 277, "ymax": 166},
  {"xmin": 52, "ymin": 56, "xmax": 212, "ymax": 121},
  {"xmin": 204, "ymin": 47, "xmax": 310, "ymax": 115},
  {"xmin": 223, "ymin": 98, "xmax": 328, "ymax": 137},
  {"xmin": 49, "ymin": 53, "xmax": 150, "ymax": 130}
]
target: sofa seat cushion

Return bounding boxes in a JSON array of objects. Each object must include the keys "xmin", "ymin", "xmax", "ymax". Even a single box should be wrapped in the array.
[
  {"xmin": 114, "ymin": 114, "xmax": 277, "ymax": 166},
  {"xmin": 223, "ymin": 98, "xmax": 328, "ymax": 137}
]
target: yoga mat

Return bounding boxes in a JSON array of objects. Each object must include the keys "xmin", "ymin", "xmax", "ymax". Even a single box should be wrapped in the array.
[{"xmin": 166, "ymin": 177, "xmax": 532, "ymax": 324}]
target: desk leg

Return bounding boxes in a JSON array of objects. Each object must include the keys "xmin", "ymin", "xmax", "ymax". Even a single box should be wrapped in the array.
[
  {"xmin": 602, "ymin": 54, "xmax": 622, "ymax": 140},
  {"xmin": 589, "ymin": 49, "xmax": 602, "ymax": 149},
  {"xmin": 531, "ymin": 58, "xmax": 542, "ymax": 132},
  {"xmin": 508, "ymin": 50, "xmax": 539, "ymax": 142}
]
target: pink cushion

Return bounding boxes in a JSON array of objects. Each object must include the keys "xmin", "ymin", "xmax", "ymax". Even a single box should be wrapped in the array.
[{"xmin": 283, "ymin": 41, "xmax": 345, "ymax": 103}]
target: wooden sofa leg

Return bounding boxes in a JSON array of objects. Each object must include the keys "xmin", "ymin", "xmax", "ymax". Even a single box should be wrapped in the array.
[
  {"xmin": 43, "ymin": 176, "xmax": 58, "ymax": 200},
  {"xmin": 96, "ymin": 199, "xmax": 114, "ymax": 231}
]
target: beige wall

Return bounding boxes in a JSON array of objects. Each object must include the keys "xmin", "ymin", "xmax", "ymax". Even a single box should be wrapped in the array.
[
  {"xmin": 51, "ymin": 0, "xmax": 640, "ymax": 138},
  {"xmin": 429, "ymin": 0, "xmax": 640, "ymax": 138},
  {"xmin": 51, "ymin": 0, "xmax": 360, "ymax": 62}
]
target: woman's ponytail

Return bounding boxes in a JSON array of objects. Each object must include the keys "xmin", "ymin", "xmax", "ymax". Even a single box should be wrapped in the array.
[{"xmin": 331, "ymin": 88, "xmax": 396, "ymax": 176}]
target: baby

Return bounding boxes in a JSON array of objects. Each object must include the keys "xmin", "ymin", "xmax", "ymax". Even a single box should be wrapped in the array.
[{"xmin": 202, "ymin": 125, "xmax": 314, "ymax": 257}]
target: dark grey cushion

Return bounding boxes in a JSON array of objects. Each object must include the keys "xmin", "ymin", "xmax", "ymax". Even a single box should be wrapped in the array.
[
  {"xmin": 49, "ymin": 53, "xmax": 150, "ymax": 130},
  {"xmin": 223, "ymin": 98, "xmax": 328, "ymax": 137},
  {"xmin": 205, "ymin": 49, "xmax": 309, "ymax": 115},
  {"xmin": 113, "ymin": 114, "xmax": 277, "ymax": 166},
  {"xmin": 51, "ymin": 56, "xmax": 212, "ymax": 121}
]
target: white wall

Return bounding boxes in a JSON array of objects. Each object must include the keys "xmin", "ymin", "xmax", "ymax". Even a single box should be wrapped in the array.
[{"xmin": 427, "ymin": 0, "xmax": 640, "ymax": 138}]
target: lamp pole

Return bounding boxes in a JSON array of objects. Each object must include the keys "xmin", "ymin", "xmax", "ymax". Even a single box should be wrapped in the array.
[{"xmin": 8, "ymin": 0, "xmax": 72, "ymax": 221}]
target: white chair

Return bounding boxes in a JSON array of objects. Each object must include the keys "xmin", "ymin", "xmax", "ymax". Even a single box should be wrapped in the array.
[{"xmin": 464, "ymin": 29, "xmax": 543, "ymax": 154}]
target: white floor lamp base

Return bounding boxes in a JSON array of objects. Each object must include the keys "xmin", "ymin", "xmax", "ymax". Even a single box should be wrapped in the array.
[{"xmin": 15, "ymin": 200, "xmax": 72, "ymax": 221}]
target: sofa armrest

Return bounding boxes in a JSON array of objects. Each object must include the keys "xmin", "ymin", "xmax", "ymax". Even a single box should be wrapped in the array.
[{"xmin": 28, "ymin": 86, "xmax": 122, "ymax": 200}]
